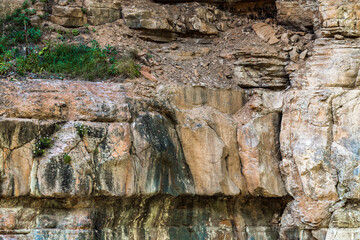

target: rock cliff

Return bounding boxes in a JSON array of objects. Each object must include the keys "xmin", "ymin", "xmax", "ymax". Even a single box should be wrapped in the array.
[{"xmin": 0, "ymin": 0, "xmax": 360, "ymax": 239}]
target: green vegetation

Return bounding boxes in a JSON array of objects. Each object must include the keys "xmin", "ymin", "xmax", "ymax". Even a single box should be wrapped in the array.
[
  {"xmin": 146, "ymin": 53, "xmax": 153, "ymax": 60},
  {"xmin": 33, "ymin": 136, "xmax": 53, "ymax": 157},
  {"xmin": 63, "ymin": 154, "xmax": 71, "ymax": 164},
  {"xmin": 72, "ymin": 29, "xmax": 79, "ymax": 36},
  {"xmin": 0, "ymin": 2, "xmax": 142, "ymax": 80},
  {"xmin": 114, "ymin": 57, "xmax": 141, "ymax": 79},
  {"xmin": 0, "ymin": 1, "xmax": 40, "ymax": 52},
  {"xmin": 1, "ymin": 41, "xmax": 142, "ymax": 80},
  {"xmin": 75, "ymin": 123, "xmax": 87, "ymax": 138}
]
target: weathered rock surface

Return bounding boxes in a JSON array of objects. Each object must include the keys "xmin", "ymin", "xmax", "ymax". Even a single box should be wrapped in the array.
[
  {"xmin": 51, "ymin": 5, "xmax": 87, "ymax": 27},
  {"xmin": 276, "ymin": 0, "xmax": 320, "ymax": 31},
  {"xmin": 122, "ymin": 4, "xmax": 230, "ymax": 42},
  {"xmin": 291, "ymin": 38, "xmax": 360, "ymax": 89},
  {"xmin": 0, "ymin": 79, "xmax": 289, "ymax": 239},
  {"xmin": 232, "ymin": 44, "xmax": 289, "ymax": 88},
  {"xmin": 3, "ymin": 0, "xmax": 360, "ymax": 239},
  {"xmin": 319, "ymin": 0, "xmax": 360, "ymax": 37},
  {"xmin": 83, "ymin": 0, "xmax": 121, "ymax": 26}
]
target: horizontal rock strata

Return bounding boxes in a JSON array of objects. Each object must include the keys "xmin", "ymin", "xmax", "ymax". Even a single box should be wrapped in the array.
[{"xmin": 1, "ymin": 0, "xmax": 360, "ymax": 239}]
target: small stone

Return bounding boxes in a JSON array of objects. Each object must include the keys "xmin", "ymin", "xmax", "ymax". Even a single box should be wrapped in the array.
[
  {"xmin": 252, "ymin": 22, "xmax": 279, "ymax": 44},
  {"xmin": 289, "ymin": 48, "xmax": 299, "ymax": 62},
  {"xmin": 281, "ymin": 33, "xmax": 290, "ymax": 44},
  {"xmin": 33, "ymin": 2, "xmax": 46, "ymax": 11},
  {"xmin": 30, "ymin": 15, "xmax": 41, "ymax": 26},
  {"xmin": 334, "ymin": 34, "xmax": 345, "ymax": 40},
  {"xmin": 141, "ymin": 71, "xmax": 158, "ymax": 82},
  {"xmin": 299, "ymin": 49, "xmax": 308, "ymax": 60},
  {"xmin": 170, "ymin": 43, "xmax": 179, "ymax": 50},
  {"xmin": 58, "ymin": 0, "xmax": 68, "ymax": 6},
  {"xmin": 216, "ymin": 22, "xmax": 227, "ymax": 32},
  {"xmin": 282, "ymin": 46, "xmax": 293, "ymax": 52},
  {"xmin": 269, "ymin": 36, "xmax": 280, "ymax": 45},
  {"xmin": 290, "ymin": 34, "xmax": 300, "ymax": 43},
  {"xmin": 141, "ymin": 66, "xmax": 151, "ymax": 73},
  {"xmin": 304, "ymin": 33, "xmax": 314, "ymax": 41}
]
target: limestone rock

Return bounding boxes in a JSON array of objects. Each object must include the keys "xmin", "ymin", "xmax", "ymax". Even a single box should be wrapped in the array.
[
  {"xmin": 252, "ymin": 22, "xmax": 279, "ymax": 45},
  {"xmin": 123, "ymin": 9, "xmax": 173, "ymax": 31},
  {"xmin": 281, "ymin": 90, "xmax": 338, "ymax": 201},
  {"xmin": 131, "ymin": 113, "xmax": 195, "ymax": 196},
  {"xmin": 51, "ymin": 5, "xmax": 87, "ymax": 27},
  {"xmin": 332, "ymin": 91, "xmax": 360, "ymax": 200},
  {"xmin": 236, "ymin": 109, "xmax": 287, "ymax": 197},
  {"xmin": 0, "ymin": 80, "xmax": 131, "ymax": 122},
  {"xmin": 232, "ymin": 44, "xmax": 289, "ymax": 88},
  {"xmin": 84, "ymin": 0, "xmax": 121, "ymax": 25},
  {"xmin": 122, "ymin": 5, "xmax": 225, "ymax": 41},
  {"xmin": 168, "ymin": 85, "xmax": 245, "ymax": 114},
  {"xmin": 319, "ymin": 0, "xmax": 360, "ymax": 37},
  {"xmin": 177, "ymin": 108, "xmax": 243, "ymax": 195},
  {"xmin": 276, "ymin": 0, "xmax": 320, "ymax": 31},
  {"xmin": 293, "ymin": 39, "xmax": 360, "ymax": 88}
]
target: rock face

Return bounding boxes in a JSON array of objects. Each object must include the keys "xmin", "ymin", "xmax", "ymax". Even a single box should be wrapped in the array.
[
  {"xmin": 51, "ymin": 0, "xmax": 122, "ymax": 26},
  {"xmin": 0, "ymin": 79, "xmax": 288, "ymax": 239},
  {"xmin": 3, "ymin": 0, "xmax": 360, "ymax": 239},
  {"xmin": 319, "ymin": 0, "xmax": 360, "ymax": 37},
  {"xmin": 51, "ymin": 5, "xmax": 88, "ymax": 27}
]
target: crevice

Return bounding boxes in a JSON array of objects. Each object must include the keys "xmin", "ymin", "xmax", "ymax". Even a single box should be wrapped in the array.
[
  {"xmin": 152, "ymin": 0, "xmax": 278, "ymax": 21},
  {"xmin": 239, "ymin": 84, "xmax": 290, "ymax": 91},
  {"xmin": 277, "ymin": 111, "xmax": 288, "ymax": 194},
  {"xmin": 329, "ymin": 93, "xmax": 341, "ymax": 201}
]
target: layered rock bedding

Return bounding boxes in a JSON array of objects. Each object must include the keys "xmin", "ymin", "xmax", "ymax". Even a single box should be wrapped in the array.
[{"xmin": 0, "ymin": 0, "xmax": 360, "ymax": 239}]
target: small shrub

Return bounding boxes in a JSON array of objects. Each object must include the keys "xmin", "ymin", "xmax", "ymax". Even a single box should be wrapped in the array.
[
  {"xmin": 127, "ymin": 48, "xmax": 139, "ymax": 60},
  {"xmin": 112, "ymin": 58, "xmax": 141, "ymax": 79},
  {"xmin": 104, "ymin": 44, "xmax": 117, "ymax": 55},
  {"xmin": 28, "ymin": 27, "xmax": 42, "ymax": 42},
  {"xmin": 22, "ymin": 1, "xmax": 29, "ymax": 9},
  {"xmin": 146, "ymin": 53, "xmax": 153, "ymax": 60},
  {"xmin": 33, "ymin": 136, "xmax": 53, "ymax": 157},
  {"xmin": 0, "ymin": 61, "xmax": 12, "ymax": 75},
  {"xmin": 72, "ymin": 29, "xmax": 80, "ymax": 36},
  {"xmin": 0, "ymin": 49, "xmax": 16, "ymax": 74},
  {"xmin": 15, "ymin": 50, "xmax": 42, "ymax": 75},
  {"xmin": 63, "ymin": 154, "xmax": 71, "ymax": 164},
  {"xmin": 75, "ymin": 123, "xmax": 87, "ymax": 138}
]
